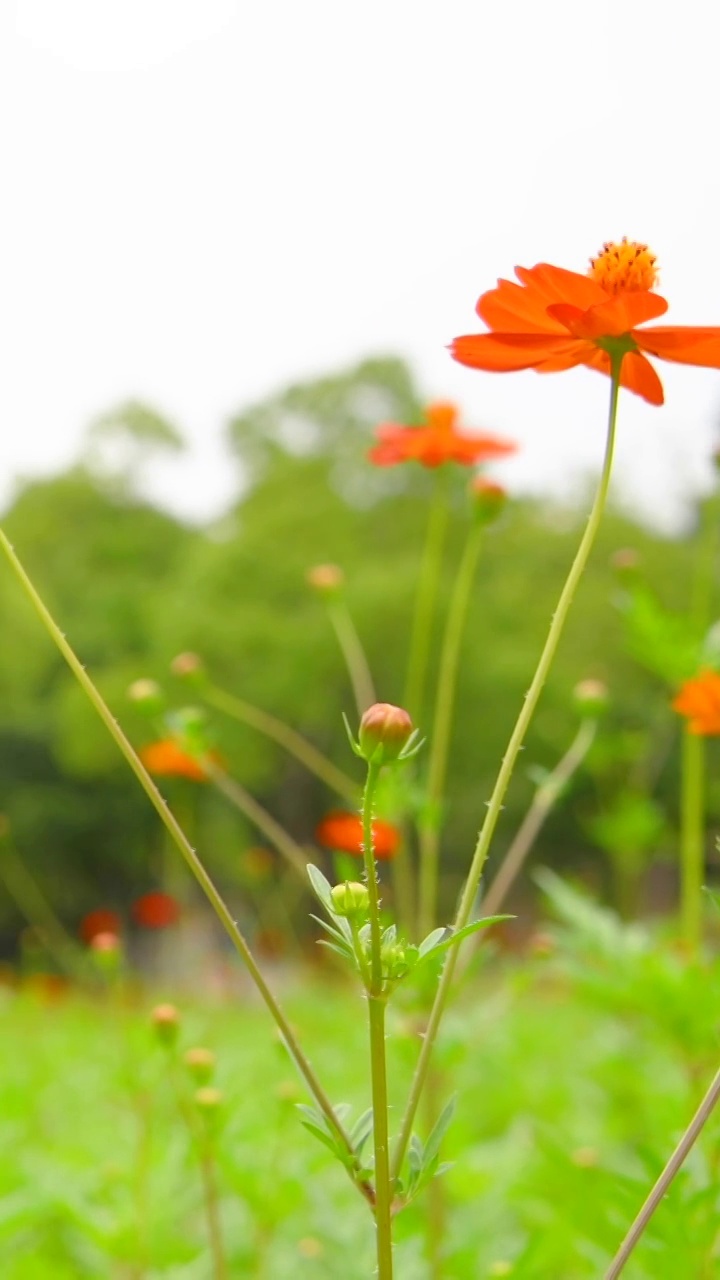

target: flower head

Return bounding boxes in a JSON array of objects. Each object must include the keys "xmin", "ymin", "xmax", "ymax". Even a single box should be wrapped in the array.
[
  {"xmin": 369, "ymin": 401, "xmax": 517, "ymax": 468},
  {"xmin": 315, "ymin": 810, "xmax": 401, "ymax": 860},
  {"xmin": 672, "ymin": 671, "xmax": 720, "ymax": 735},
  {"xmin": 133, "ymin": 891, "xmax": 181, "ymax": 929},
  {"xmin": 358, "ymin": 702, "xmax": 415, "ymax": 765},
  {"xmin": 451, "ymin": 239, "xmax": 720, "ymax": 406},
  {"xmin": 140, "ymin": 739, "xmax": 208, "ymax": 781}
]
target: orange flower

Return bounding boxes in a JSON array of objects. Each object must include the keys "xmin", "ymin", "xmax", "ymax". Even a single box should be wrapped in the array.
[
  {"xmin": 80, "ymin": 908, "xmax": 121, "ymax": 945},
  {"xmin": 672, "ymin": 671, "xmax": 720, "ymax": 735},
  {"xmin": 451, "ymin": 239, "xmax": 720, "ymax": 406},
  {"xmin": 140, "ymin": 739, "xmax": 208, "ymax": 781},
  {"xmin": 132, "ymin": 891, "xmax": 181, "ymax": 929},
  {"xmin": 315, "ymin": 811, "xmax": 401, "ymax": 861},
  {"xmin": 369, "ymin": 401, "xmax": 517, "ymax": 468}
]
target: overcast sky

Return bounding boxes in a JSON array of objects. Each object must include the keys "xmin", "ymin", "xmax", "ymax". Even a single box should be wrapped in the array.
[{"xmin": 3, "ymin": 0, "xmax": 720, "ymax": 530}]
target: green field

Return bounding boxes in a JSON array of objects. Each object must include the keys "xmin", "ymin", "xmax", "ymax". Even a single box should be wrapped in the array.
[{"xmin": 3, "ymin": 889, "xmax": 719, "ymax": 1279}]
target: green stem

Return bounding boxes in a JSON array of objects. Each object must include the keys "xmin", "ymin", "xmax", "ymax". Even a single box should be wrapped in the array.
[
  {"xmin": 327, "ymin": 599, "xmax": 377, "ymax": 717},
  {"xmin": 199, "ymin": 1145, "xmax": 228, "ymax": 1280},
  {"xmin": 403, "ymin": 469, "xmax": 450, "ymax": 721},
  {"xmin": 0, "ymin": 829, "xmax": 86, "ymax": 978},
  {"xmin": 418, "ymin": 520, "xmax": 484, "ymax": 936},
  {"xmin": 204, "ymin": 684, "xmax": 358, "ymax": 803},
  {"xmin": 480, "ymin": 718, "xmax": 597, "ymax": 917},
  {"xmin": 680, "ymin": 727, "xmax": 705, "ymax": 952},
  {"xmin": 206, "ymin": 763, "xmax": 310, "ymax": 883},
  {"xmin": 0, "ymin": 524, "xmax": 373, "ymax": 1209},
  {"xmin": 391, "ymin": 362, "xmax": 623, "ymax": 1184},
  {"xmin": 361, "ymin": 762, "xmax": 394, "ymax": 1280},
  {"xmin": 604, "ymin": 1065, "xmax": 720, "ymax": 1279}
]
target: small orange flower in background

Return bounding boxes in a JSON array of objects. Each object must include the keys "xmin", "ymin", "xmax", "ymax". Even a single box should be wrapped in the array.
[
  {"xmin": 451, "ymin": 239, "xmax": 720, "ymax": 406},
  {"xmin": 132, "ymin": 891, "xmax": 181, "ymax": 929},
  {"xmin": 79, "ymin": 908, "xmax": 122, "ymax": 945},
  {"xmin": 140, "ymin": 739, "xmax": 208, "ymax": 781},
  {"xmin": 369, "ymin": 401, "xmax": 517, "ymax": 469},
  {"xmin": 315, "ymin": 810, "xmax": 401, "ymax": 860},
  {"xmin": 672, "ymin": 671, "xmax": 720, "ymax": 735}
]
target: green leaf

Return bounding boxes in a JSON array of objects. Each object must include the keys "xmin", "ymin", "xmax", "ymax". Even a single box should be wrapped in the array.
[{"xmin": 423, "ymin": 1096, "xmax": 456, "ymax": 1167}]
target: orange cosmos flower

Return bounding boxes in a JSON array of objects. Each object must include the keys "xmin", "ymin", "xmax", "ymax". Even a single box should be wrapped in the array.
[
  {"xmin": 451, "ymin": 239, "xmax": 720, "ymax": 407},
  {"xmin": 132, "ymin": 891, "xmax": 181, "ymax": 929},
  {"xmin": 140, "ymin": 739, "xmax": 208, "ymax": 781},
  {"xmin": 315, "ymin": 811, "xmax": 401, "ymax": 860},
  {"xmin": 672, "ymin": 671, "xmax": 720, "ymax": 735},
  {"xmin": 369, "ymin": 401, "xmax": 517, "ymax": 468}
]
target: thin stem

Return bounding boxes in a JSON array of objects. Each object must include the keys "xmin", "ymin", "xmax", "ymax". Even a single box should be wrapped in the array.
[
  {"xmin": 361, "ymin": 762, "xmax": 394, "ymax": 1280},
  {"xmin": 481, "ymin": 718, "xmax": 597, "ymax": 918},
  {"xmin": 204, "ymin": 684, "xmax": 358, "ymax": 803},
  {"xmin": 680, "ymin": 727, "xmax": 705, "ymax": 952},
  {"xmin": 418, "ymin": 520, "xmax": 484, "ymax": 936},
  {"xmin": 199, "ymin": 1146, "xmax": 228, "ymax": 1280},
  {"xmin": 403, "ymin": 469, "xmax": 450, "ymax": 721},
  {"xmin": 0, "ymin": 524, "xmax": 373, "ymax": 1208},
  {"xmin": 206, "ymin": 764, "xmax": 309, "ymax": 882},
  {"xmin": 391, "ymin": 364, "xmax": 622, "ymax": 1184},
  {"xmin": 327, "ymin": 599, "xmax": 376, "ymax": 717},
  {"xmin": 0, "ymin": 830, "xmax": 86, "ymax": 978},
  {"xmin": 604, "ymin": 1065, "xmax": 720, "ymax": 1279}
]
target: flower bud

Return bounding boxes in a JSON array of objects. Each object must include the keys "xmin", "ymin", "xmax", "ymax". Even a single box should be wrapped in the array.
[
  {"xmin": 127, "ymin": 679, "xmax": 165, "ymax": 715},
  {"xmin": 329, "ymin": 881, "xmax": 370, "ymax": 921},
  {"xmin": 573, "ymin": 678, "xmax": 609, "ymax": 718},
  {"xmin": 152, "ymin": 1003, "xmax": 180, "ymax": 1047},
  {"xmin": 90, "ymin": 931, "xmax": 122, "ymax": 972},
  {"xmin": 358, "ymin": 703, "xmax": 414, "ymax": 765},
  {"xmin": 470, "ymin": 476, "xmax": 507, "ymax": 525},
  {"xmin": 184, "ymin": 1046, "xmax": 216, "ymax": 1085},
  {"xmin": 610, "ymin": 547, "xmax": 641, "ymax": 577},
  {"xmin": 306, "ymin": 563, "xmax": 344, "ymax": 595},
  {"xmin": 170, "ymin": 652, "xmax": 206, "ymax": 684},
  {"xmin": 195, "ymin": 1086, "xmax": 222, "ymax": 1108}
]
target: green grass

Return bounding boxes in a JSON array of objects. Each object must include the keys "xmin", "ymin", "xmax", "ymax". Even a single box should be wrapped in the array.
[{"xmin": 2, "ymin": 893, "xmax": 720, "ymax": 1278}]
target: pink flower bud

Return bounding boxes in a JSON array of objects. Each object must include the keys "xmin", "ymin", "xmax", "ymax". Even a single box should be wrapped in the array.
[{"xmin": 358, "ymin": 703, "xmax": 414, "ymax": 765}]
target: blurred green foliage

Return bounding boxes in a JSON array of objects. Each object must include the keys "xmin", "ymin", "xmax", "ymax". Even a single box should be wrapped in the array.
[{"xmin": 1, "ymin": 355, "xmax": 719, "ymax": 943}]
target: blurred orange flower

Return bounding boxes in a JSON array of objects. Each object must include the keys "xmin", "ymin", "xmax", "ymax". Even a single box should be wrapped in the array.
[
  {"xmin": 80, "ymin": 908, "xmax": 121, "ymax": 945},
  {"xmin": 451, "ymin": 239, "xmax": 720, "ymax": 406},
  {"xmin": 369, "ymin": 401, "xmax": 516, "ymax": 469},
  {"xmin": 132, "ymin": 891, "xmax": 181, "ymax": 929},
  {"xmin": 140, "ymin": 739, "xmax": 208, "ymax": 781},
  {"xmin": 672, "ymin": 671, "xmax": 720, "ymax": 735},
  {"xmin": 315, "ymin": 811, "xmax": 401, "ymax": 860}
]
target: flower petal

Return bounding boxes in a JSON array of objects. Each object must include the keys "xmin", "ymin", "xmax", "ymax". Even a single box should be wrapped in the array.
[
  {"xmin": 515, "ymin": 263, "xmax": 608, "ymax": 310},
  {"xmin": 583, "ymin": 348, "xmax": 664, "ymax": 405},
  {"xmin": 634, "ymin": 326, "xmax": 720, "ymax": 368},
  {"xmin": 477, "ymin": 277, "xmax": 570, "ymax": 334},
  {"xmin": 548, "ymin": 293, "xmax": 668, "ymax": 339},
  {"xmin": 451, "ymin": 333, "xmax": 586, "ymax": 372}
]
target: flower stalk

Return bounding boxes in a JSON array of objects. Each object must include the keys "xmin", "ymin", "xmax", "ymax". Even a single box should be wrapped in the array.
[
  {"xmin": 679, "ymin": 726, "xmax": 705, "ymax": 952},
  {"xmin": 361, "ymin": 759, "xmax": 394, "ymax": 1280},
  {"xmin": 391, "ymin": 357, "xmax": 623, "ymax": 1183}
]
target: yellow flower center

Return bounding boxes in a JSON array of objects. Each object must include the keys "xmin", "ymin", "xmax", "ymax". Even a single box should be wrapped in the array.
[{"xmin": 588, "ymin": 238, "xmax": 659, "ymax": 294}]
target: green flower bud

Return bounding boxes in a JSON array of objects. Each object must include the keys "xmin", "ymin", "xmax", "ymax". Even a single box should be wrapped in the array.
[
  {"xmin": 469, "ymin": 476, "xmax": 507, "ymax": 525},
  {"xmin": 573, "ymin": 678, "xmax": 609, "ymax": 718},
  {"xmin": 184, "ymin": 1047, "xmax": 216, "ymax": 1085},
  {"xmin": 329, "ymin": 881, "xmax": 370, "ymax": 921},
  {"xmin": 152, "ymin": 1003, "xmax": 180, "ymax": 1047}
]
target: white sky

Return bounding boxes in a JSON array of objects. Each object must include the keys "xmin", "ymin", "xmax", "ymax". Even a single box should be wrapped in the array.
[{"xmin": 2, "ymin": 0, "xmax": 720, "ymax": 529}]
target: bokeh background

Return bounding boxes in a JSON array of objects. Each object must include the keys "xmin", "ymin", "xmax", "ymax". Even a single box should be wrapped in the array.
[{"xmin": 3, "ymin": 0, "xmax": 720, "ymax": 956}]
